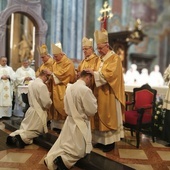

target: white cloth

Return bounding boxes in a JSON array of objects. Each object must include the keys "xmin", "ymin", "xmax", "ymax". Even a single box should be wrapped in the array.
[
  {"xmin": 125, "ymin": 69, "xmax": 140, "ymax": 85},
  {"xmin": 138, "ymin": 73, "xmax": 149, "ymax": 86},
  {"xmin": 10, "ymin": 78, "xmax": 52, "ymax": 144},
  {"xmin": 148, "ymin": 71, "xmax": 164, "ymax": 86},
  {"xmin": 44, "ymin": 79, "xmax": 97, "ymax": 170},
  {"xmin": 13, "ymin": 66, "xmax": 35, "ymax": 117},
  {"xmin": 0, "ymin": 65, "xmax": 16, "ymax": 118}
]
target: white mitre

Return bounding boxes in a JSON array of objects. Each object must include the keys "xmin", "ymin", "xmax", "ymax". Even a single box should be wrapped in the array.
[
  {"xmin": 94, "ymin": 29, "xmax": 108, "ymax": 45},
  {"xmin": 51, "ymin": 42, "xmax": 62, "ymax": 55},
  {"xmin": 37, "ymin": 44, "xmax": 48, "ymax": 56},
  {"xmin": 82, "ymin": 37, "xmax": 93, "ymax": 47}
]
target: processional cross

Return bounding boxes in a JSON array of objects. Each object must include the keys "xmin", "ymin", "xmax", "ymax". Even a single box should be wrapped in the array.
[{"xmin": 98, "ymin": 1, "xmax": 113, "ymax": 30}]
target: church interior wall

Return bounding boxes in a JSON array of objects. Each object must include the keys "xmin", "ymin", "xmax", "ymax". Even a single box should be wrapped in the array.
[{"xmin": 0, "ymin": 0, "xmax": 170, "ymax": 73}]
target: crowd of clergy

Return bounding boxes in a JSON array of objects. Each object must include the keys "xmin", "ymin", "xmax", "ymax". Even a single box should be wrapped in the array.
[
  {"xmin": 124, "ymin": 64, "xmax": 165, "ymax": 86},
  {"xmin": 1, "ymin": 28, "xmax": 170, "ymax": 170}
]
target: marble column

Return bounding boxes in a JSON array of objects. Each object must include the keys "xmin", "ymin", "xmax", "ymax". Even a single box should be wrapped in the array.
[
  {"xmin": 62, "ymin": 0, "xmax": 70, "ymax": 57},
  {"xmin": 75, "ymin": 0, "xmax": 84, "ymax": 60},
  {"xmin": 50, "ymin": 0, "xmax": 84, "ymax": 61},
  {"xmin": 93, "ymin": 0, "xmax": 103, "ymax": 51},
  {"xmin": 12, "ymin": 13, "xmax": 22, "ymax": 70},
  {"xmin": 94, "ymin": 0, "xmax": 103, "ymax": 31}
]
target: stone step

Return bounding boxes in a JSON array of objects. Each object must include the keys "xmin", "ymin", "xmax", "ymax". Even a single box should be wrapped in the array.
[{"xmin": 3, "ymin": 118, "xmax": 134, "ymax": 170}]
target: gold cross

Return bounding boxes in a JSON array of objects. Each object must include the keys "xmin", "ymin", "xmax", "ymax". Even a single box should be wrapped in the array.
[
  {"xmin": 98, "ymin": 1, "xmax": 113, "ymax": 20},
  {"xmin": 4, "ymin": 86, "xmax": 9, "ymax": 91},
  {"xmin": 100, "ymin": 2, "xmax": 111, "ymax": 17},
  {"xmin": 4, "ymin": 94, "xmax": 9, "ymax": 99},
  {"xmin": 98, "ymin": 1, "xmax": 113, "ymax": 30}
]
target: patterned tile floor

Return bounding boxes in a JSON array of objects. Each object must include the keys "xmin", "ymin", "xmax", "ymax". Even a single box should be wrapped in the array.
[{"xmin": 0, "ymin": 119, "xmax": 170, "ymax": 170}]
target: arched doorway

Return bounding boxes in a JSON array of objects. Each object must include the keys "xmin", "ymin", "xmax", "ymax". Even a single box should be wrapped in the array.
[{"xmin": 0, "ymin": 0, "xmax": 48, "ymax": 70}]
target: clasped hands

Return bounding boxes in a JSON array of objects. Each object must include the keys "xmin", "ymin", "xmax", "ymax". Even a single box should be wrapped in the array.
[
  {"xmin": 24, "ymin": 77, "xmax": 32, "ymax": 81},
  {"xmin": 1, "ymin": 75, "xmax": 10, "ymax": 80}
]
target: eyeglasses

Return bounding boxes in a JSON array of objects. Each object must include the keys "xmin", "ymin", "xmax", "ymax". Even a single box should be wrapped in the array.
[
  {"xmin": 96, "ymin": 44, "xmax": 107, "ymax": 50},
  {"xmin": 82, "ymin": 47, "xmax": 91, "ymax": 51}
]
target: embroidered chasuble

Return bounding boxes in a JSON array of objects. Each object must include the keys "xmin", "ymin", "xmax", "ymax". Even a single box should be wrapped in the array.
[
  {"xmin": 52, "ymin": 55, "xmax": 75, "ymax": 120},
  {"xmin": 77, "ymin": 53, "xmax": 98, "ymax": 90},
  {"xmin": 36, "ymin": 58, "xmax": 54, "ymax": 77},
  {"xmin": 93, "ymin": 51, "xmax": 125, "ymax": 131},
  {"xmin": 0, "ymin": 65, "xmax": 16, "ymax": 118}
]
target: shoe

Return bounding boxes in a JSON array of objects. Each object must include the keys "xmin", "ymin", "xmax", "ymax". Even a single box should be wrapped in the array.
[
  {"xmin": 102, "ymin": 143, "xmax": 115, "ymax": 152},
  {"xmin": 15, "ymin": 135, "xmax": 26, "ymax": 148},
  {"xmin": 44, "ymin": 160, "xmax": 47, "ymax": 167},
  {"xmin": 165, "ymin": 143, "xmax": 170, "ymax": 147},
  {"xmin": 53, "ymin": 156, "xmax": 68, "ymax": 170},
  {"xmin": 47, "ymin": 120, "xmax": 51, "ymax": 127},
  {"xmin": 93, "ymin": 143, "xmax": 104, "ymax": 149},
  {"xmin": 53, "ymin": 128, "xmax": 61, "ymax": 134},
  {"xmin": 6, "ymin": 136, "xmax": 16, "ymax": 146}
]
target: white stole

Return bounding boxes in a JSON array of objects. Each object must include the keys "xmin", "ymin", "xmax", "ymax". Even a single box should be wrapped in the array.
[
  {"xmin": 65, "ymin": 85, "xmax": 92, "ymax": 153},
  {"xmin": 28, "ymin": 84, "xmax": 48, "ymax": 133}
]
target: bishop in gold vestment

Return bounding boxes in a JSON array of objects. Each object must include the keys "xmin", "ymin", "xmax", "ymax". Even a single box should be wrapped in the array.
[
  {"xmin": 88, "ymin": 29, "xmax": 125, "ymax": 152},
  {"xmin": 77, "ymin": 37, "xmax": 98, "ymax": 90},
  {"xmin": 36, "ymin": 44, "xmax": 55, "ymax": 120},
  {"xmin": 48, "ymin": 42, "xmax": 75, "ymax": 129},
  {"xmin": 36, "ymin": 44, "xmax": 54, "ymax": 78}
]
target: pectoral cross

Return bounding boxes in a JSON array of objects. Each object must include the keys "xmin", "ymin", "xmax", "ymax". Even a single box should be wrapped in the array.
[{"xmin": 98, "ymin": 1, "xmax": 113, "ymax": 30}]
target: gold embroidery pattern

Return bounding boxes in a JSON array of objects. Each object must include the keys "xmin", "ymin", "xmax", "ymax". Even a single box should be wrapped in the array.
[
  {"xmin": 4, "ymin": 94, "xmax": 9, "ymax": 99},
  {"xmin": 4, "ymin": 86, "xmax": 9, "ymax": 91}
]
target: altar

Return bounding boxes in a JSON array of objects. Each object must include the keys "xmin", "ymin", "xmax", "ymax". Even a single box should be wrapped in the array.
[
  {"xmin": 17, "ymin": 85, "xmax": 29, "ymax": 95},
  {"xmin": 125, "ymin": 85, "xmax": 168, "ymax": 96}
]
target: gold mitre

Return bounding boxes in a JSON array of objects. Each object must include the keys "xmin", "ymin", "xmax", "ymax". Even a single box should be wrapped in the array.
[
  {"xmin": 37, "ymin": 44, "xmax": 48, "ymax": 55},
  {"xmin": 94, "ymin": 29, "xmax": 108, "ymax": 45},
  {"xmin": 82, "ymin": 37, "xmax": 93, "ymax": 47},
  {"xmin": 51, "ymin": 42, "xmax": 62, "ymax": 55}
]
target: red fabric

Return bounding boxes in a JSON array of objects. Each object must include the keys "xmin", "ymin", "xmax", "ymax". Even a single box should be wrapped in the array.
[
  {"xmin": 134, "ymin": 90, "xmax": 154, "ymax": 114},
  {"xmin": 126, "ymin": 101, "xmax": 132, "ymax": 105},
  {"xmin": 125, "ymin": 110, "xmax": 152, "ymax": 125}
]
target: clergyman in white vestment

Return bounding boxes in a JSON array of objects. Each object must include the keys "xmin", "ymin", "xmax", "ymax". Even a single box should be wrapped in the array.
[
  {"xmin": 0, "ymin": 56, "xmax": 16, "ymax": 118},
  {"xmin": 148, "ymin": 65, "xmax": 164, "ymax": 86},
  {"xmin": 44, "ymin": 70, "xmax": 97, "ymax": 170},
  {"xmin": 13, "ymin": 59, "xmax": 35, "ymax": 117},
  {"xmin": 6, "ymin": 70, "xmax": 52, "ymax": 148}
]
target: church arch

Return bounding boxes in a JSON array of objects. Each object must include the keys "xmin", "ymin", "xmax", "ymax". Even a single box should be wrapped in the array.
[{"xmin": 0, "ymin": 0, "xmax": 48, "ymax": 70}]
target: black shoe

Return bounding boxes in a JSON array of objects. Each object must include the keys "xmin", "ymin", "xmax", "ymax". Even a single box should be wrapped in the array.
[
  {"xmin": 102, "ymin": 143, "xmax": 115, "ymax": 152},
  {"xmin": 93, "ymin": 143, "xmax": 104, "ymax": 149},
  {"xmin": 6, "ymin": 136, "xmax": 16, "ymax": 146},
  {"xmin": 15, "ymin": 135, "xmax": 26, "ymax": 148},
  {"xmin": 53, "ymin": 156, "xmax": 68, "ymax": 170},
  {"xmin": 53, "ymin": 128, "xmax": 61, "ymax": 134},
  {"xmin": 44, "ymin": 160, "xmax": 47, "ymax": 167},
  {"xmin": 47, "ymin": 120, "xmax": 51, "ymax": 127},
  {"xmin": 165, "ymin": 143, "xmax": 170, "ymax": 147}
]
